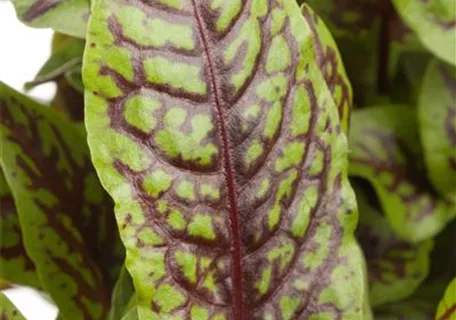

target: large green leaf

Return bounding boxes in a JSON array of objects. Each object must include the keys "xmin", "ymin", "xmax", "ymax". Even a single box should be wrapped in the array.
[
  {"xmin": 374, "ymin": 299, "xmax": 435, "ymax": 320},
  {"xmin": 391, "ymin": 0, "xmax": 456, "ymax": 66},
  {"xmin": 353, "ymin": 181, "xmax": 432, "ymax": 307},
  {"xmin": 300, "ymin": 4, "xmax": 353, "ymax": 133},
  {"xmin": 11, "ymin": 0, "xmax": 90, "ymax": 38},
  {"xmin": 0, "ymin": 169, "xmax": 40, "ymax": 289},
  {"xmin": 436, "ymin": 277, "xmax": 456, "ymax": 320},
  {"xmin": 418, "ymin": 60, "xmax": 456, "ymax": 202},
  {"xmin": 0, "ymin": 293, "xmax": 26, "ymax": 320},
  {"xmin": 349, "ymin": 106, "xmax": 456, "ymax": 242},
  {"xmin": 83, "ymin": 0, "xmax": 366, "ymax": 318},
  {"xmin": 0, "ymin": 83, "xmax": 123, "ymax": 319}
]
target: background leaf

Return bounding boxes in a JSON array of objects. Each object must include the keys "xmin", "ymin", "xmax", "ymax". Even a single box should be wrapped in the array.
[
  {"xmin": 418, "ymin": 59, "xmax": 456, "ymax": 201},
  {"xmin": 11, "ymin": 0, "xmax": 90, "ymax": 38},
  {"xmin": 435, "ymin": 277, "xmax": 456, "ymax": 320},
  {"xmin": 0, "ymin": 292, "xmax": 26, "ymax": 319},
  {"xmin": 349, "ymin": 105, "xmax": 456, "ymax": 242},
  {"xmin": 304, "ymin": 0, "xmax": 383, "ymax": 104},
  {"xmin": 391, "ymin": 0, "xmax": 456, "ymax": 66},
  {"xmin": 353, "ymin": 181, "xmax": 432, "ymax": 307},
  {"xmin": 83, "ymin": 0, "xmax": 366, "ymax": 318},
  {"xmin": 0, "ymin": 83, "xmax": 123, "ymax": 320},
  {"xmin": 0, "ymin": 169, "xmax": 41, "ymax": 289}
]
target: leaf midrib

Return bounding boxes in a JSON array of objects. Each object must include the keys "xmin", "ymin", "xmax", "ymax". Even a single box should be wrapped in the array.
[{"xmin": 190, "ymin": 1, "xmax": 245, "ymax": 318}]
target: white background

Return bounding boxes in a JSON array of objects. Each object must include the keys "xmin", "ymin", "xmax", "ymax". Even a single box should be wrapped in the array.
[{"xmin": 1, "ymin": 0, "xmax": 58, "ymax": 318}]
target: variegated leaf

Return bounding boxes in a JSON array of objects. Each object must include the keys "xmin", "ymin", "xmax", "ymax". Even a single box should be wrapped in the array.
[
  {"xmin": 300, "ymin": 3, "xmax": 353, "ymax": 133},
  {"xmin": 0, "ymin": 293, "xmax": 26, "ymax": 320},
  {"xmin": 436, "ymin": 277, "xmax": 456, "ymax": 320},
  {"xmin": 0, "ymin": 82, "xmax": 123, "ymax": 320},
  {"xmin": 418, "ymin": 60, "xmax": 456, "ymax": 202},
  {"xmin": 0, "ymin": 169, "xmax": 40, "ymax": 289},
  {"xmin": 83, "ymin": 0, "xmax": 366, "ymax": 318},
  {"xmin": 11, "ymin": 0, "xmax": 90, "ymax": 38},
  {"xmin": 348, "ymin": 105, "xmax": 456, "ymax": 243},
  {"xmin": 392, "ymin": 0, "xmax": 456, "ymax": 66},
  {"xmin": 353, "ymin": 181, "xmax": 432, "ymax": 307}
]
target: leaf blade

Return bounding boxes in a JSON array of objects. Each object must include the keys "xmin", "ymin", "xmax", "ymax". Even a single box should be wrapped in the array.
[
  {"xmin": 0, "ymin": 82, "xmax": 123, "ymax": 319},
  {"xmin": 11, "ymin": 0, "xmax": 90, "ymax": 38},
  {"xmin": 354, "ymin": 182, "xmax": 432, "ymax": 307},
  {"xmin": 418, "ymin": 60, "xmax": 456, "ymax": 201},
  {"xmin": 392, "ymin": 0, "xmax": 456, "ymax": 66},
  {"xmin": 83, "ymin": 0, "xmax": 366, "ymax": 318},
  {"xmin": 348, "ymin": 105, "xmax": 456, "ymax": 242},
  {"xmin": 436, "ymin": 278, "xmax": 456, "ymax": 320},
  {"xmin": 0, "ymin": 169, "xmax": 41, "ymax": 289}
]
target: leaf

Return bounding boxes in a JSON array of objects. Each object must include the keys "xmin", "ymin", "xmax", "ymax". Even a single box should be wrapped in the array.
[
  {"xmin": 0, "ymin": 293, "xmax": 26, "ymax": 320},
  {"xmin": 418, "ymin": 60, "xmax": 456, "ymax": 201},
  {"xmin": 353, "ymin": 181, "xmax": 432, "ymax": 307},
  {"xmin": 303, "ymin": 0, "xmax": 385, "ymax": 37},
  {"xmin": 349, "ymin": 105, "xmax": 456, "ymax": 243},
  {"xmin": 121, "ymin": 308, "xmax": 139, "ymax": 320},
  {"xmin": 64, "ymin": 67, "xmax": 84, "ymax": 93},
  {"xmin": 0, "ymin": 82, "xmax": 123, "ymax": 319},
  {"xmin": 436, "ymin": 278, "xmax": 456, "ymax": 320},
  {"xmin": 391, "ymin": 0, "xmax": 456, "ymax": 66},
  {"xmin": 24, "ymin": 36, "xmax": 85, "ymax": 90},
  {"xmin": 0, "ymin": 169, "xmax": 41, "ymax": 289},
  {"xmin": 374, "ymin": 299, "xmax": 435, "ymax": 320},
  {"xmin": 110, "ymin": 266, "xmax": 135, "ymax": 320},
  {"xmin": 83, "ymin": 0, "xmax": 367, "ymax": 318},
  {"xmin": 11, "ymin": 0, "xmax": 90, "ymax": 38},
  {"xmin": 304, "ymin": 0, "xmax": 382, "ymax": 104},
  {"xmin": 300, "ymin": 4, "xmax": 353, "ymax": 133}
]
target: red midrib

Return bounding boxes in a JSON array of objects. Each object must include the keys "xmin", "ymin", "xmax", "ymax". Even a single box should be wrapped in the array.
[
  {"xmin": 190, "ymin": 1, "xmax": 245, "ymax": 319},
  {"xmin": 438, "ymin": 304, "xmax": 456, "ymax": 320}
]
